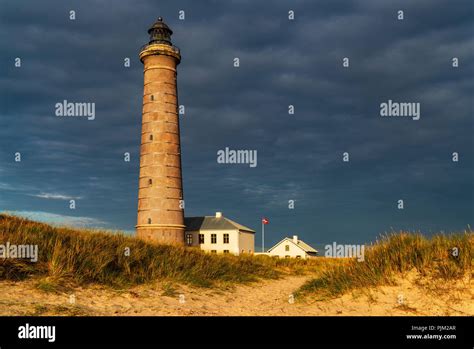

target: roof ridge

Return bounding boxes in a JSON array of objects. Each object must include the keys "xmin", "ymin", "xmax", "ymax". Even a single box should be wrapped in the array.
[
  {"xmin": 184, "ymin": 215, "xmax": 255, "ymax": 233},
  {"xmin": 267, "ymin": 237, "xmax": 318, "ymax": 253},
  {"xmin": 222, "ymin": 216, "xmax": 255, "ymax": 232}
]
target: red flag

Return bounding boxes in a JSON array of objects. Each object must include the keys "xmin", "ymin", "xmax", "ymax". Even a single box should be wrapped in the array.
[{"xmin": 262, "ymin": 217, "xmax": 269, "ymax": 225}]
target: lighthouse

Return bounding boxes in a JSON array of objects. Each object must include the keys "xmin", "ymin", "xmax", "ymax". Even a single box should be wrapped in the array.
[{"xmin": 136, "ymin": 17, "xmax": 185, "ymax": 244}]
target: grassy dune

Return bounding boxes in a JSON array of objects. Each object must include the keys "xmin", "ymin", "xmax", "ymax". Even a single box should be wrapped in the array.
[
  {"xmin": 0, "ymin": 214, "xmax": 322, "ymax": 289},
  {"xmin": 297, "ymin": 232, "xmax": 473, "ymax": 299},
  {"xmin": 1, "ymin": 214, "xmax": 471, "ymax": 300}
]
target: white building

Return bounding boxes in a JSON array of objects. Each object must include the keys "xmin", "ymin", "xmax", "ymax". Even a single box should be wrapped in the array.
[
  {"xmin": 184, "ymin": 212, "xmax": 255, "ymax": 255},
  {"xmin": 266, "ymin": 235, "xmax": 318, "ymax": 259}
]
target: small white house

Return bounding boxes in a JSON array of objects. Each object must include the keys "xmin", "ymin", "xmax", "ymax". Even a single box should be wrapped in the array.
[
  {"xmin": 184, "ymin": 212, "xmax": 255, "ymax": 255},
  {"xmin": 266, "ymin": 235, "xmax": 318, "ymax": 259}
]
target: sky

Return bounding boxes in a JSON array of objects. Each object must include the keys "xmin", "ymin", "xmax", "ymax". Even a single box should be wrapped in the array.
[{"xmin": 0, "ymin": 0, "xmax": 472, "ymax": 248}]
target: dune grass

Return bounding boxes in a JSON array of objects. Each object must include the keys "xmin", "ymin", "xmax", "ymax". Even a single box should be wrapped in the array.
[
  {"xmin": 0, "ymin": 214, "xmax": 321, "ymax": 289},
  {"xmin": 3, "ymin": 214, "xmax": 470, "ymax": 297},
  {"xmin": 297, "ymin": 231, "xmax": 473, "ymax": 299}
]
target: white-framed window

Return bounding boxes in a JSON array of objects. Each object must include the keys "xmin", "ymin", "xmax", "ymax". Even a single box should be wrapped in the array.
[
  {"xmin": 285, "ymin": 245, "xmax": 290, "ymax": 251},
  {"xmin": 186, "ymin": 234, "xmax": 193, "ymax": 246},
  {"xmin": 199, "ymin": 234, "xmax": 204, "ymax": 244},
  {"xmin": 223, "ymin": 250, "xmax": 229, "ymax": 254},
  {"xmin": 211, "ymin": 234, "xmax": 217, "ymax": 244},
  {"xmin": 223, "ymin": 233, "xmax": 229, "ymax": 244}
]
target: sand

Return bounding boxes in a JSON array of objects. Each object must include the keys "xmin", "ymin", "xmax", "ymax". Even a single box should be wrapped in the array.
[{"xmin": 0, "ymin": 271, "xmax": 472, "ymax": 316}]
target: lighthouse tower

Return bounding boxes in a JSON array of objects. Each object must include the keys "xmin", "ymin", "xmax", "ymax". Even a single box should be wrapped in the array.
[{"xmin": 136, "ymin": 17, "xmax": 185, "ymax": 244}]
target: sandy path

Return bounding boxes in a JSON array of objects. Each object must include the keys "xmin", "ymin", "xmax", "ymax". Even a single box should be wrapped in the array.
[{"xmin": 0, "ymin": 272, "xmax": 472, "ymax": 316}]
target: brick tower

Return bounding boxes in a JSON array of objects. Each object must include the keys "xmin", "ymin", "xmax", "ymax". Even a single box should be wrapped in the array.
[{"xmin": 136, "ymin": 17, "xmax": 185, "ymax": 244}]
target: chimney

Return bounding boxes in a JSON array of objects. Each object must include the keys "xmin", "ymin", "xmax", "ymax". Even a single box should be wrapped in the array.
[
  {"xmin": 293, "ymin": 235, "xmax": 298, "ymax": 244},
  {"xmin": 215, "ymin": 212, "xmax": 222, "ymax": 218}
]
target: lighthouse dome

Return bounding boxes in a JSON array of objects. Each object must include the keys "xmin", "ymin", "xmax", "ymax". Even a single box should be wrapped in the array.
[{"xmin": 147, "ymin": 17, "xmax": 173, "ymax": 45}]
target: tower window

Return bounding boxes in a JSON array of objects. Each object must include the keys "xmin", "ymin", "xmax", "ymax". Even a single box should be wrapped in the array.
[
  {"xmin": 148, "ymin": 218, "xmax": 152, "ymax": 224},
  {"xmin": 149, "ymin": 134, "xmax": 153, "ymax": 141},
  {"xmin": 148, "ymin": 178, "xmax": 153, "ymax": 185},
  {"xmin": 150, "ymin": 95, "xmax": 154, "ymax": 101}
]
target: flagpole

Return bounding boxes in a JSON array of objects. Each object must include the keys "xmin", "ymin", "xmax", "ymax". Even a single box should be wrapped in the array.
[{"xmin": 262, "ymin": 220, "xmax": 265, "ymax": 253}]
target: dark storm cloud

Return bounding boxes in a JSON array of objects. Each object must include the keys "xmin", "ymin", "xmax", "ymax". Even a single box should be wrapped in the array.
[{"xmin": 0, "ymin": 0, "xmax": 472, "ymax": 246}]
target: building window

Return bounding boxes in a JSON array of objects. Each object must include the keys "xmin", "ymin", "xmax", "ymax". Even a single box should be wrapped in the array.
[
  {"xmin": 211, "ymin": 250, "xmax": 217, "ymax": 254},
  {"xmin": 151, "ymin": 95, "xmax": 154, "ymax": 101},
  {"xmin": 285, "ymin": 255, "xmax": 290, "ymax": 259},
  {"xmin": 149, "ymin": 134, "xmax": 153, "ymax": 141},
  {"xmin": 223, "ymin": 233, "xmax": 229, "ymax": 244},
  {"xmin": 186, "ymin": 234, "xmax": 193, "ymax": 246},
  {"xmin": 199, "ymin": 234, "xmax": 204, "ymax": 244},
  {"xmin": 241, "ymin": 249, "xmax": 244, "ymax": 254},
  {"xmin": 296, "ymin": 255, "xmax": 301, "ymax": 259},
  {"xmin": 223, "ymin": 250, "xmax": 229, "ymax": 254},
  {"xmin": 285, "ymin": 245, "xmax": 290, "ymax": 251},
  {"xmin": 211, "ymin": 234, "xmax": 217, "ymax": 244},
  {"xmin": 148, "ymin": 218, "xmax": 152, "ymax": 224},
  {"xmin": 148, "ymin": 178, "xmax": 153, "ymax": 185}
]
